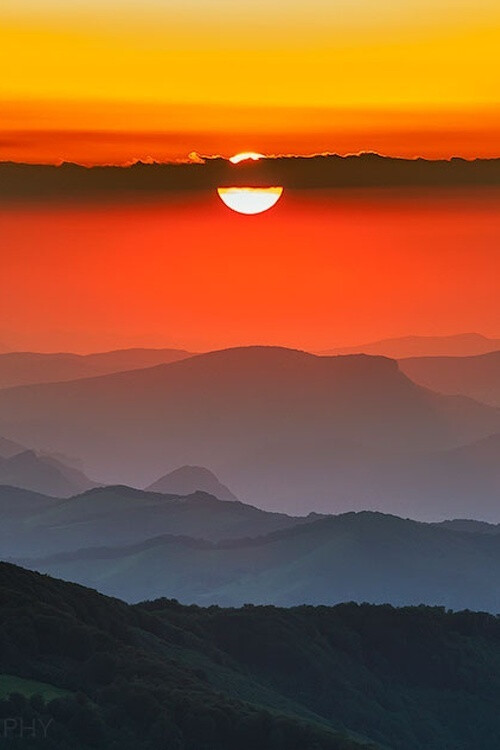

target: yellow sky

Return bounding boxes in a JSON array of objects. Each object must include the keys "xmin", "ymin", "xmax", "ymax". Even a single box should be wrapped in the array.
[{"xmin": 1, "ymin": 0, "xmax": 499, "ymax": 159}]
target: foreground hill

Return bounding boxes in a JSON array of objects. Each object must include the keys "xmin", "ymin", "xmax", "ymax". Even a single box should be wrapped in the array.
[
  {"xmin": 2, "ymin": 562, "xmax": 500, "ymax": 750},
  {"xmin": 0, "ymin": 450, "xmax": 96, "ymax": 497},
  {"xmin": 400, "ymin": 350, "xmax": 500, "ymax": 407},
  {"xmin": 0, "ymin": 347, "xmax": 193, "ymax": 389},
  {"xmin": 0, "ymin": 346, "xmax": 498, "ymax": 515},
  {"xmin": 0, "ymin": 562, "xmax": 368, "ymax": 750},
  {"xmin": 0, "ymin": 484, "xmax": 315, "ymax": 557},
  {"xmin": 18, "ymin": 511, "xmax": 500, "ymax": 612},
  {"xmin": 322, "ymin": 333, "xmax": 500, "ymax": 359}
]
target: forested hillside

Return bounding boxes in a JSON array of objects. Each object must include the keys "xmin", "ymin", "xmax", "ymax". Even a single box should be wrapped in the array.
[{"xmin": 2, "ymin": 563, "xmax": 500, "ymax": 749}]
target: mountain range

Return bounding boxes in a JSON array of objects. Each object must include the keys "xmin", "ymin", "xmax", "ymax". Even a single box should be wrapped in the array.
[
  {"xmin": 0, "ymin": 435, "xmax": 25, "ymax": 458},
  {"xmin": 0, "ymin": 346, "xmax": 498, "ymax": 516},
  {"xmin": 16, "ymin": 509, "xmax": 500, "ymax": 611},
  {"xmin": 322, "ymin": 333, "xmax": 500, "ymax": 359},
  {"xmin": 7, "ymin": 479, "xmax": 500, "ymax": 612},
  {"xmin": 400, "ymin": 350, "xmax": 500, "ymax": 407},
  {"xmin": 0, "ymin": 483, "xmax": 315, "ymax": 557},
  {"xmin": 2, "ymin": 561, "xmax": 500, "ymax": 750},
  {"xmin": 147, "ymin": 465, "xmax": 239, "ymax": 501},
  {"xmin": 0, "ymin": 449, "xmax": 96, "ymax": 497},
  {"xmin": 0, "ymin": 347, "xmax": 193, "ymax": 389}
]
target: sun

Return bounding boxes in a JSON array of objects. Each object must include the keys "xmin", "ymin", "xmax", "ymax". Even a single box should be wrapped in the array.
[
  {"xmin": 229, "ymin": 152, "xmax": 265, "ymax": 164},
  {"xmin": 217, "ymin": 187, "xmax": 284, "ymax": 215},
  {"xmin": 218, "ymin": 153, "xmax": 284, "ymax": 215}
]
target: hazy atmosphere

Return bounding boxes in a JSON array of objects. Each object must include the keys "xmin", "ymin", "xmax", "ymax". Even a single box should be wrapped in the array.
[{"xmin": 1, "ymin": 0, "xmax": 499, "ymax": 748}]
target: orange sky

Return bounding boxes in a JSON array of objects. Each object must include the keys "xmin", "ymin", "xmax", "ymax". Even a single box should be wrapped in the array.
[
  {"xmin": 1, "ymin": 0, "xmax": 499, "ymax": 162},
  {"xmin": 1, "ymin": 4, "xmax": 498, "ymax": 354},
  {"xmin": 1, "ymin": 105, "xmax": 500, "ymax": 163},
  {"xmin": 1, "ymin": 189, "xmax": 498, "ymax": 352}
]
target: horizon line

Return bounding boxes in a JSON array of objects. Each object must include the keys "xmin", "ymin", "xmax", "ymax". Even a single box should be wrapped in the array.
[
  {"xmin": 2, "ymin": 332, "xmax": 500, "ymax": 358},
  {"xmin": 2, "ymin": 151, "xmax": 500, "ymax": 169},
  {"xmin": 2, "ymin": 154, "xmax": 499, "ymax": 200}
]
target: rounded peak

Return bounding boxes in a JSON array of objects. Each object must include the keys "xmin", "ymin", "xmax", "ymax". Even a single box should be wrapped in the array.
[
  {"xmin": 70, "ymin": 484, "xmax": 147, "ymax": 500},
  {"xmin": 176, "ymin": 345, "xmax": 399, "ymax": 374},
  {"xmin": 189, "ymin": 345, "xmax": 314, "ymax": 363},
  {"xmin": 165, "ymin": 465, "xmax": 220, "ymax": 480},
  {"xmin": 147, "ymin": 465, "xmax": 238, "ymax": 502}
]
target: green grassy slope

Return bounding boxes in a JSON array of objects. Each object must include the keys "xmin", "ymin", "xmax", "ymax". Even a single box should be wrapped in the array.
[{"xmin": 0, "ymin": 674, "xmax": 70, "ymax": 700}]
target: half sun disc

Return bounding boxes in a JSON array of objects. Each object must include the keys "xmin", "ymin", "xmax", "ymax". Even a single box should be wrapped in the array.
[{"xmin": 217, "ymin": 187, "xmax": 284, "ymax": 215}]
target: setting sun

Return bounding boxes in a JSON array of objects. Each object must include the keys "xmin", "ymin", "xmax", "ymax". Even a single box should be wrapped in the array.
[
  {"xmin": 229, "ymin": 152, "xmax": 265, "ymax": 164},
  {"xmin": 218, "ymin": 152, "xmax": 284, "ymax": 214},
  {"xmin": 217, "ymin": 186, "xmax": 284, "ymax": 214}
]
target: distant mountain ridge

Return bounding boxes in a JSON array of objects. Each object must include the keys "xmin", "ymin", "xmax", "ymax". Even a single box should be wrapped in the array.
[
  {"xmin": 0, "ymin": 484, "xmax": 58, "ymax": 519},
  {"xmin": 322, "ymin": 333, "xmax": 500, "ymax": 359},
  {"xmin": 435, "ymin": 518, "xmax": 500, "ymax": 534},
  {"xmin": 0, "ymin": 347, "xmax": 194, "ymax": 388},
  {"xmin": 0, "ymin": 346, "xmax": 498, "ymax": 515},
  {"xmin": 400, "ymin": 350, "xmax": 500, "ymax": 406},
  {"xmin": 5, "ymin": 478, "xmax": 500, "ymax": 614},
  {"xmin": 0, "ymin": 450, "xmax": 96, "ymax": 497},
  {"xmin": 16, "ymin": 509, "xmax": 500, "ymax": 612},
  {"xmin": 0, "ymin": 483, "xmax": 317, "ymax": 557},
  {"xmin": 147, "ymin": 465, "xmax": 238, "ymax": 501},
  {"xmin": 0, "ymin": 435, "xmax": 25, "ymax": 458}
]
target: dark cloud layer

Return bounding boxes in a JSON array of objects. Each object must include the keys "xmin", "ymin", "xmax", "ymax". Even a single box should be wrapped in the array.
[{"xmin": 1, "ymin": 154, "xmax": 499, "ymax": 201}]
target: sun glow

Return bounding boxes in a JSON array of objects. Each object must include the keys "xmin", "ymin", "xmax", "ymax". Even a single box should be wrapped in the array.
[
  {"xmin": 229, "ymin": 152, "xmax": 265, "ymax": 164},
  {"xmin": 217, "ymin": 187, "xmax": 284, "ymax": 215},
  {"xmin": 218, "ymin": 152, "xmax": 283, "ymax": 214}
]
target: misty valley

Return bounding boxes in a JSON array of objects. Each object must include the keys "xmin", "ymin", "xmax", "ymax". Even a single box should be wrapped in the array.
[{"xmin": 0, "ymin": 341, "xmax": 500, "ymax": 748}]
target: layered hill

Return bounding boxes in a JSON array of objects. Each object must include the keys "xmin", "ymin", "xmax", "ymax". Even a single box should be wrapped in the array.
[
  {"xmin": 0, "ymin": 484, "xmax": 315, "ymax": 557},
  {"xmin": 350, "ymin": 434, "xmax": 500, "ymax": 521},
  {"xmin": 322, "ymin": 333, "xmax": 500, "ymax": 359},
  {"xmin": 2, "ymin": 562, "xmax": 500, "ymax": 750},
  {"xmin": 147, "ymin": 465, "xmax": 238, "ymax": 501},
  {"xmin": 400, "ymin": 350, "xmax": 500, "ymax": 407},
  {"xmin": 435, "ymin": 518, "xmax": 500, "ymax": 534},
  {"xmin": 18, "ymin": 511, "xmax": 500, "ymax": 612},
  {"xmin": 0, "ymin": 435, "xmax": 25, "ymax": 458},
  {"xmin": 0, "ymin": 450, "xmax": 96, "ymax": 497},
  {"xmin": 0, "ymin": 346, "xmax": 498, "ymax": 515},
  {"xmin": 0, "ymin": 484, "xmax": 59, "ymax": 519},
  {"xmin": 0, "ymin": 347, "xmax": 193, "ymax": 388}
]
